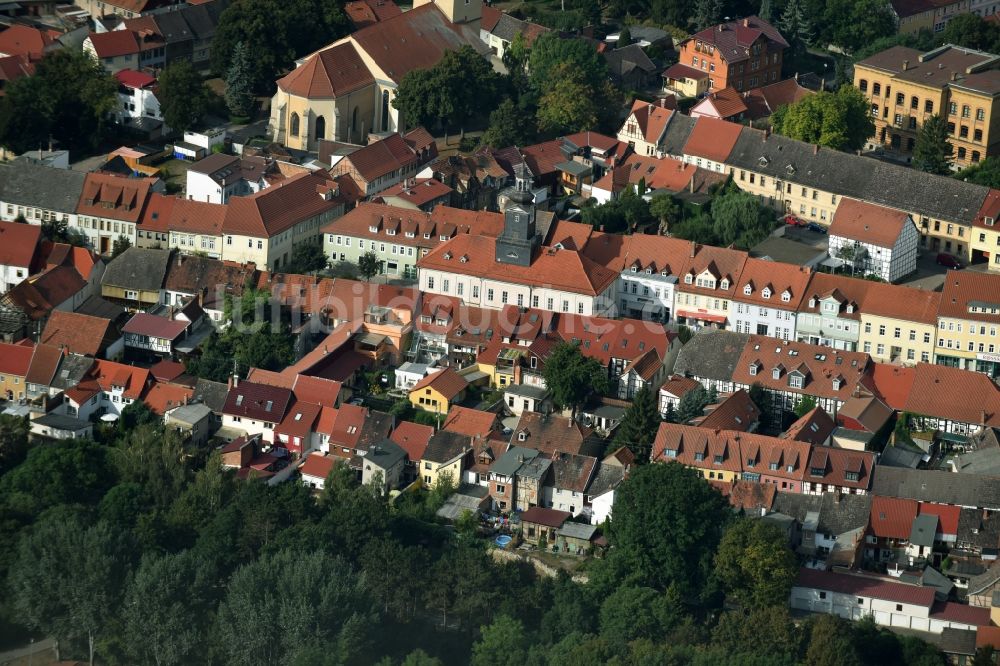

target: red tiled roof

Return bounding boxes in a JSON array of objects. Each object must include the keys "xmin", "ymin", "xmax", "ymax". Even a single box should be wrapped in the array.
[
  {"xmin": 90, "ymin": 359, "xmax": 150, "ymax": 399},
  {"xmin": 350, "ymin": 3, "xmax": 481, "ymax": 84},
  {"xmin": 40, "ymin": 311, "xmax": 114, "ymax": 357},
  {"xmin": 334, "ymin": 133, "xmax": 418, "ymax": 183},
  {"xmin": 805, "ymin": 445, "xmax": 872, "ymax": 491},
  {"xmin": 442, "ymin": 405, "xmax": 497, "ymax": 438},
  {"xmin": 918, "ymin": 502, "xmax": 961, "ymax": 537},
  {"xmin": 149, "ymin": 359, "xmax": 186, "ymax": 383},
  {"xmin": 292, "ymin": 375, "xmax": 342, "ymax": 408},
  {"xmin": 410, "ymin": 367, "xmax": 467, "ymax": 400},
  {"xmin": 694, "ymin": 86, "xmax": 749, "ymax": 119},
  {"xmin": 418, "ymin": 235, "xmax": 619, "ymax": 297},
  {"xmin": 902, "ymin": 363, "xmax": 1000, "ymax": 428},
  {"xmin": 390, "ymin": 420, "xmax": 434, "ymax": 461},
  {"xmin": 624, "ymin": 99, "xmax": 674, "ymax": 144},
  {"xmin": 143, "ymin": 381, "xmax": 194, "ymax": 415},
  {"xmin": 223, "ymin": 381, "xmax": 293, "ymax": 422},
  {"xmin": 344, "ymin": 0, "xmax": 402, "ymax": 29},
  {"xmin": 316, "ymin": 405, "xmax": 337, "ymax": 435},
  {"xmin": 862, "ymin": 364, "xmax": 914, "ymax": 410},
  {"xmin": 929, "ymin": 601, "xmax": 991, "ymax": 626},
  {"xmin": 745, "ymin": 77, "xmax": 814, "ymax": 118},
  {"xmin": 780, "ymin": 406, "xmax": 835, "ymax": 445},
  {"xmin": 861, "ymin": 282, "xmax": 940, "ymax": 325},
  {"xmin": 276, "ymin": 400, "xmax": 322, "ymax": 439},
  {"xmin": 659, "ymin": 374, "xmax": 702, "ymax": 399},
  {"xmin": 122, "ymin": 313, "xmax": 188, "ymax": 340},
  {"xmin": 77, "ymin": 172, "xmax": 154, "ymax": 223},
  {"xmin": 685, "ymin": 15, "xmax": 788, "ymax": 63},
  {"xmin": 115, "ymin": 68, "xmax": 155, "ymax": 89},
  {"xmin": 735, "ymin": 257, "xmax": 811, "ymax": 309},
  {"xmin": 223, "ymin": 171, "xmax": 341, "ymax": 238},
  {"xmin": 377, "ymin": 178, "xmax": 453, "ymax": 207},
  {"xmin": 277, "ymin": 41, "xmax": 374, "ymax": 98},
  {"xmin": 0, "ymin": 340, "xmax": 33, "ymax": 376},
  {"xmin": 695, "ymin": 389, "xmax": 760, "ymax": 432},
  {"xmin": 138, "ymin": 192, "xmax": 176, "ymax": 233},
  {"xmin": 829, "ymin": 198, "xmax": 914, "ymax": 249},
  {"xmin": 87, "ymin": 30, "xmax": 139, "ymax": 59},
  {"xmin": 0, "ymin": 220, "xmax": 41, "ymax": 268},
  {"xmin": 939, "ymin": 270, "xmax": 1000, "ymax": 324},
  {"xmin": 794, "ymin": 568, "xmax": 935, "ymax": 607},
  {"xmin": 0, "ymin": 54, "xmax": 34, "ymax": 89},
  {"xmin": 0, "ymin": 24, "xmax": 57, "ymax": 58},
  {"xmin": 168, "ymin": 197, "xmax": 227, "ymax": 236},
  {"xmin": 520, "ymin": 506, "xmax": 571, "ymax": 528},
  {"xmin": 617, "ymin": 154, "xmax": 699, "ymax": 194},
  {"xmin": 301, "ymin": 452, "xmax": 337, "ymax": 480},
  {"xmin": 664, "ymin": 62, "xmax": 710, "ymax": 80},
  {"xmin": 24, "ymin": 343, "xmax": 62, "ymax": 386},
  {"xmin": 733, "ymin": 336, "xmax": 870, "ymax": 402},
  {"xmin": 4, "ymin": 265, "xmax": 87, "ymax": 320},
  {"xmin": 870, "ymin": 495, "xmax": 919, "ymax": 539},
  {"xmin": 683, "ymin": 116, "xmax": 743, "ymax": 162}
]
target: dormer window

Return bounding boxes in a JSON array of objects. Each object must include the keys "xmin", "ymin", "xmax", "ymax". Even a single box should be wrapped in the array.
[
  {"xmin": 685, "ymin": 274, "xmax": 693, "ymax": 284},
  {"xmin": 833, "ymin": 378, "xmax": 842, "ymax": 390},
  {"xmin": 713, "ymin": 454, "xmax": 724, "ymax": 464},
  {"xmin": 846, "ymin": 303, "xmax": 854, "ymax": 313},
  {"xmin": 405, "ymin": 231, "xmax": 415, "ymax": 238},
  {"xmin": 743, "ymin": 284, "xmax": 752, "ymax": 295},
  {"xmin": 810, "ymin": 466, "xmax": 825, "ymax": 477},
  {"xmin": 660, "ymin": 269, "xmax": 668, "ymax": 276},
  {"xmin": 762, "ymin": 287, "xmax": 771, "ymax": 299},
  {"xmin": 369, "ymin": 225, "xmax": 378, "ymax": 233},
  {"xmin": 987, "ymin": 217, "xmax": 995, "ymax": 227},
  {"xmin": 781, "ymin": 291, "xmax": 791, "ymax": 303},
  {"xmin": 694, "ymin": 452, "xmax": 705, "ymax": 462},
  {"xmin": 789, "ymin": 374, "xmax": 804, "ymax": 389},
  {"xmin": 423, "ymin": 233, "xmax": 431, "ymax": 239},
  {"xmin": 809, "ymin": 297, "xmax": 816, "ymax": 308},
  {"xmin": 664, "ymin": 448, "xmax": 678, "ymax": 458},
  {"xmin": 786, "ymin": 464, "xmax": 795, "ymax": 473},
  {"xmin": 720, "ymin": 279, "xmax": 729, "ymax": 290},
  {"xmin": 746, "ymin": 458, "xmax": 756, "ymax": 467},
  {"xmin": 845, "ymin": 471, "xmax": 860, "ymax": 482},
  {"xmin": 749, "ymin": 362, "xmax": 759, "ymax": 376},
  {"xmin": 758, "ymin": 156, "xmax": 769, "ymax": 167},
  {"xmin": 440, "ymin": 234, "xmax": 449, "ymax": 241},
  {"xmin": 645, "ymin": 268, "xmax": 652, "ymax": 274},
  {"xmin": 518, "ymin": 431, "xmax": 527, "ymax": 441},
  {"xmin": 443, "ymin": 251, "xmax": 452, "ymax": 260},
  {"xmin": 460, "ymin": 255, "xmax": 468, "ymax": 263},
  {"xmin": 631, "ymin": 266, "xmax": 638, "ymax": 273},
  {"xmin": 772, "ymin": 367, "xmax": 781, "ymax": 379},
  {"xmin": 386, "ymin": 229, "xmax": 395, "ymax": 236},
  {"xmin": 769, "ymin": 462, "xmax": 779, "ymax": 471}
]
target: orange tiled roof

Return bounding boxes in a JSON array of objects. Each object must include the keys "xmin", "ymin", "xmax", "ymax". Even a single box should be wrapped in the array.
[
  {"xmin": 733, "ymin": 335, "xmax": 870, "ymax": 402},
  {"xmin": 829, "ymin": 198, "xmax": 914, "ymax": 249},
  {"xmin": 39, "ymin": 311, "xmax": 114, "ymax": 357},
  {"xmin": 143, "ymin": 381, "xmax": 194, "ymax": 415},
  {"xmin": 938, "ymin": 270, "xmax": 1000, "ymax": 324},
  {"xmin": 682, "ymin": 116, "xmax": 743, "ymax": 162},
  {"xmin": 410, "ymin": 367, "xmax": 467, "ymax": 400},
  {"xmin": 734, "ymin": 257, "xmax": 811, "ymax": 309}
]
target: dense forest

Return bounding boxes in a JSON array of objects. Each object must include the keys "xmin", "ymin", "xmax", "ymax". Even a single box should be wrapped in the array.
[{"xmin": 0, "ymin": 413, "xmax": 947, "ymax": 665}]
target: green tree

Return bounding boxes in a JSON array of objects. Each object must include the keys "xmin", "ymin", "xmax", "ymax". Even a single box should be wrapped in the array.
[
  {"xmin": 0, "ymin": 414, "xmax": 28, "ymax": 475},
  {"xmin": 502, "ymin": 32, "xmax": 530, "ymax": 94},
  {"xmin": 581, "ymin": 187, "xmax": 654, "ymax": 233},
  {"xmin": 612, "ymin": 386, "xmax": 660, "ymax": 462},
  {"xmin": 537, "ymin": 66, "xmax": 601, "ymax": 135},
  {"xmin": 9, "ymin": 517, "xmax": 129, "ymax": 665},
  {"xmin": 779, "ymin": 0, "xmax": 812, "ymax": 54},
  {"xmin": 955, "ymin": 156, "xmax": 1000, "ymax": 188},
  {"xmin": 759, "ymin": 0, "xmax": 774, "ymax": 23},
  {"xmin": 712, "ymin": 606, "xmax": 802, "ymax": 659},
  {"xmin": 158, "ymin": 60, "xmax": 211, "ymax": 133},
  {"xmin": 710, "ymin": 187, "xmax": 773, "ymax": 249},
  {"xmin": 111, "ymin": 235, "xmax": 132, "ymax": 259},
  {"xmin": 599, "ymin": 585, "xmax": 684, "ymax": 644},
  {"xmin": 0, "ymin": 50, "xmax": 117, "ymax": 153},
  {"xmin": 649, "ymin": 193, "xmax": 681, "ymax": 234},
  {"xmin": 618, "ymin": 27, "xmax": 632, "ymax": 46},
  {"xmin": 804, "ymin": 615, "xmax": 862, "ymax": 666},
  {"xmin": 748, "ymin": 382, "xmax": 773, "ymax": 429},
  {"xmin": 0, "ymin": 439, "xmax": 115, "ymax": 518},
  {"xmin": 358, "ymin": 250, "xmax": 381, "ymax": 281},
  {"xmin": 715, "ymin": 519, "xmax": 797, "ymax": 607},
  {"xmin": 402, "ymin": 650, "xmax": 444, "ymax": 666},
  {"xmin": 541, "ymin": 341, "xmax": 609, "ymax": 414},
  {"xmin": 286, "ymin": 241, "xmax": 329, "ymax": 274},
  {"xmin": 942, "ymin": 12, "xmax": 1000, "ymax": 52},
  {"xmin": 215, "ymin": 549, "xmax": 374, "ymax": 665},
  {"xmin": 529, "ymin": 32, "xmax": 610, "ymax": 93},
  {"xmin": 913, "ymin": 114, "xmax": 954, "ymax": 175},
  {"xmin": 771, "ymin": 87, "xmax": 875, "ymax": 152},
  {"xmin": 599, "ymin": 463, "xmax": 729, "ymax": 598},
  {"xmin": 480, "ymin": 98, "xmax": 536, "ymax": 149},
  {"xmin": 122, "ymin": 550, "xmax": 214, "ymax": 666},
  {"xmin": 691, "ymin": 0, "xmax": 722, "ymax": 30},
  {"xmin": 676, "ymin": 385, "xmax": 709, "ymax": 423},
  {"xmin": 821, "ymin": 0, "xmax": 896, "ymax": 52},
  {"xmin": 225, "ymin": 41, "xmax": 256, "ymax": 118},
  {"xmin": 471, "ymin": 615, "xmax": 529, "ymax": 666},
  {"xmin": 392, "ymin": 45, "xmax": 501, "ymax": 129},
  {"xmin": 794, "ymin": 395, "xmax": 817, "ymax": 418}
]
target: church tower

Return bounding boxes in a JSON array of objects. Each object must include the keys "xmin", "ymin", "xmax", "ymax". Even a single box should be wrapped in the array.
[
  {"xmin": 412, "ymin": 0, "xmax": 482, "ymax": 28},
  {"xmin": 495, "ymin": 162, "xmax": 539, "ymax": 267}
]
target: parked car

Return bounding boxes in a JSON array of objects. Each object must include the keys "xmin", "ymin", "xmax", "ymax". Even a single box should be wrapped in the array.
[
  {"xmin": 806, "ymin": 222, "xmax": 827, "ymax": 234},
  {"xmin": 936, "ymin": 253, "xmax": 963, "ymax": 269},
  {"xmin": 347, "ymin": 396, "xmax": 365, "ymax": 406},
  {"xmin": 784, "ymin": 214, "xmax": 807, "ymax": 227}
]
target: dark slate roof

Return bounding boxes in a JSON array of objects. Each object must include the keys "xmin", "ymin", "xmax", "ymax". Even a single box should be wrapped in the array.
[
  {"xmin": 75, "ymin": 295, "xmax": 126, "ymax": 321},
  {"xmin": 771, "ymin": 491, "xmax": 872, "ymax": 536},
  {"xmin": 605, "ymin": 44, "xmax": 657, "ymax": 76},
  {"xmin": 872, "ymin": 466, "xmax": 1000, "ymax": 510},
  {"xmin": 101, "ymin": 246, "xmax": 172, "ymax": 292},
  {"xmin": 0, "ymin": 162, "xmax": 86, "ymax": 212},
  {"xmin": 32, "ymin": 412, "xmax": 92, "ymax": 431},
  {"xmin": 49, "ymin": 353, "xmax": 94, "ymax": 391},
  {"xmin": 364, "ymin": 438, "xmax": 407, "ymax": 469},
  {"xmin": 193, "ymin": 378, "xmax": 229, "ymax": 413},
  {"xmin": 673, "ymin": 329, "xmax": 749, "ymax": 383},
  {"xmin": 729, "ymin": 127, "xmax": 989, "ymax": 224},
  {"xmin": 660, "ymin": 113, "xmax": 696, "ymax": 155},
  {"xmin": 491, "ymin": 12, "xmax": 526, "ymax": 42},
  {"xmin": 957, "ymin": 507, "xmax": 1000, "ymax": 551},
  {"xmin": 423, "ymin": 429, "xmax": 471, "ymax": 463},
  {"xmin": 585, "ymin": 461, "xmax": 626, "ymax": 497}
]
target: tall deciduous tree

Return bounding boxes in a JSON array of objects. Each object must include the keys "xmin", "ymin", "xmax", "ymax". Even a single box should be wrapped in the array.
[
  {"xmin": 913, "ymin": 114, "xmax": 954, "ymax": 175},
  {"xmin": 158, "ymin": 60, "xmax": 211, "ymax": 132},
  {"xmin": 821, "ymin": 0, "xmax": 897, "ymax": 52},
  {"xmin": 537, "ymin": 67, "xmax": 602, "ymax": 135},
  {"xmin": 0, "ymin": 414, "xmax": 28, "ymax": 475},
  {"xmin": 710, "ymin": 187, "xmax": 774, "ymax": 249},
  {"xmin": 358, "ymin": 250, "xmax": 380, "ymax": 281},
  {"xmin": 956, "ymin": 155, "xmax": 1000, "ymax": 188},
  {"xmin": 771, "ymin": 86, "xmax": 875, "ymax": 152},
  {"xmin": 480, "ymin": 98, "xmax": 536, "ymax": 149},
  {"xmin": 715, "ymin": 519, "xmax": 798, "ymax": 607},
  {"xmin": 541, "ymin": 341, "xmax": 609, "ymax": 414},
  {"xmin": 691, "ymin": 0, "xmax": 722, "ymax": 30},
  {"xmin": 612, "ymin": 386, "xmax": 660, "ymax": 462},
  {"xmin": 225, "ymin": 41, "xmax": 255, "ymax": 118},
  {"xmin": 0, "ymin": 50, "xmax": 116, "ymax": 153},
  {"xmin": 9, "ymin": 517, "xmax": 129, "ymax": 665},
  {"xmin": 471, "ymin": 615, "xmax": 529, "ymax": 666},
  {"xmin": 392, "ymin": 46, "xmax": 501, "ymax": 129},
  {"xmin": 599, "ymin": 462, "xmax": 729, "ymax": 598}
]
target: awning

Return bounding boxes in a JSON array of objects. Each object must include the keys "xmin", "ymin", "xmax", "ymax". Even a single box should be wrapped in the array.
[{"xmin": 675, "ymin": 309, "xmax": 727, "ymax": 324}]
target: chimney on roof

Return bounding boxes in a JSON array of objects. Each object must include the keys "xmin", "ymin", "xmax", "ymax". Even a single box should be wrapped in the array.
[
  {"xmin": 902, "ymin": 60, "xmax": 909, "ymax": 71},
  {"xmin": 690, "ymin": 240, "xmax": 696, "ymax": 257},
  {"xmin": 743, "ymin": 17, "xmax": 749, "ymax": 26},
  {"xmin": 952, "ymin": 71, "xmax": 958, "ymax": 81},
  {"xmin": 794, "ymin": 71, "xmax": 799, "ymax": 81},
  {"xmin": 177, "ymin": 253, "xmax": 183, "ymax": 267}
]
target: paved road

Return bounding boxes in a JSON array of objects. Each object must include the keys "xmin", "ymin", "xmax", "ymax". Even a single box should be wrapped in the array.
[{"xmin": 0, "ymin": 637, "xmax": 56, "ymax": 666}]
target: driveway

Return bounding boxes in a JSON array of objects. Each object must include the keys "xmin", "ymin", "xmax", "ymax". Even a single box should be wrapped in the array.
[
  {"xmin": 780, "ymin": 224, "xmax": 830, "ymax": 250},
  {"xmin": 898, "ymin": 251, "xmax": 948, "ymax": 292}
]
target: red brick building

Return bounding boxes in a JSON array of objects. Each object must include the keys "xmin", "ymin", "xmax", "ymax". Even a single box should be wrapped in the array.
[{"xmin": 674, "ymin": 16, "xmax": 788, "ymax": 94}]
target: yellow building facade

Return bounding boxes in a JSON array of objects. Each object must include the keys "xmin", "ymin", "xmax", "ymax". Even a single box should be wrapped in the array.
[{"xmin": 859, "ymin": 314, "xmax": 937, "ymax": 366}]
